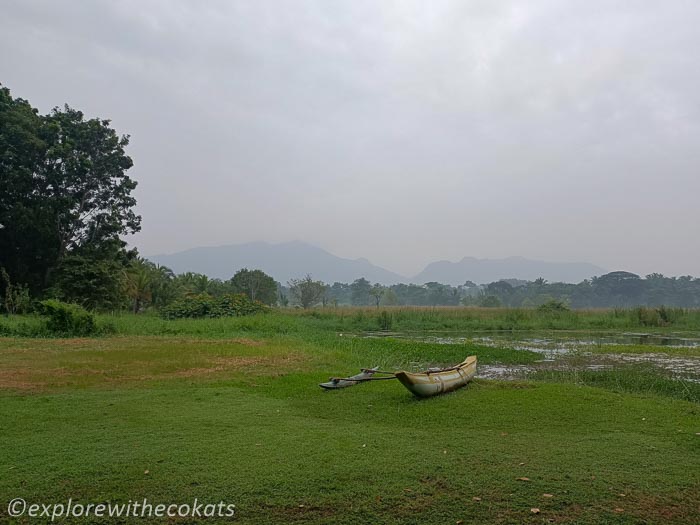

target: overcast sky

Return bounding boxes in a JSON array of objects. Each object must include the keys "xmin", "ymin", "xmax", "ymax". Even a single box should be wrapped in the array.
[{"xmin": 2, "ymin": 0, "xmax": 699, "ymax": 277}]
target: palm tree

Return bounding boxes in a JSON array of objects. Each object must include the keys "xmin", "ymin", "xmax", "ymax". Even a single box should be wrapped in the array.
[
  {"xmin": 125, "ymin": 258, "xmax": 153, "ymax": 313},
  {"xmin": 150, "ymin": 264, "xmax": 176, "ymax": 307}
]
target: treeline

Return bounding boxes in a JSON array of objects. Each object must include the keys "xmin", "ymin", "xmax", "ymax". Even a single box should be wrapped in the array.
[
  {"xmin": 4, "ymin": 257, "xmax": 700, "ymax": 314},
  {"xmin": 280, "ymin": 271, "xmax": 700, "ymax": 309},
  {"xmin": 472, "ymin": 272, "xmax": 700, "ymax": 309}
]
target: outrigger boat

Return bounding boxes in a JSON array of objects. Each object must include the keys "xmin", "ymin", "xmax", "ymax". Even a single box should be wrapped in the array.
[
  {"xmin": 320, "ymin": 356, "xmax": 477, "ymax": 398},
  {"xmin": 319, "ymin": 367, "xmax": 391, "ymax": 389},
  {"xmin": 395, "ymin": 356, "xmax": 477, "ymax": 398}
]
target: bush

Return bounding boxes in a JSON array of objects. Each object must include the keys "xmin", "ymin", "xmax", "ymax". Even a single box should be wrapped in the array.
[
  {"xmin": 160, "ymin": 293, "xmax": 269, "ymax": 319},
  {"xmin": 537, "ymin": 299, "xmax": 570, "ymax": 313},
  {"xmin": 480, "ymin": 295, "xmax": 501, "ymax": 308},
  {"xmin": 39, "ymin": 299, "xmax": 97, "ymax": 336},
  {"xmin": 632, "ymin": 306, "xmax": 685, "ymax": 327}
]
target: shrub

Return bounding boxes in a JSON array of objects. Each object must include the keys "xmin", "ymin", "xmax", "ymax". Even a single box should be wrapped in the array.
[
  {"xmin": 39, "ymin": 299, "xmax": 97, "ymax": 336},
  {"xmin": 537, "ymin": 299, "xmax": 570, "ymax": 313},
  {"xmin": 632, "ymin": 306, "xmax": 684, "ymax": 327},
  {"xmin": 656, "ymin": 305, "xmax": 684, "ymax": 325},
  {"xmin": 160, "ymin": 293, "xmax": 269, "ymax": 319},
  {"xmin": 480, "ymin": 295, "xmax": 501, "ymax": 308}
]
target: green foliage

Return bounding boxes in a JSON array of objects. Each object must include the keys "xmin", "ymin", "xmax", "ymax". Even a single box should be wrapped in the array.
[
  {"xmin": 632, "ymin": 305, "xmax": 686, "ymax": 327},
  {"xmin": 368, "ymin": 284, "xmax": 385, "ymax": 307},
  {"xmin": 0, "ymin": 267, "xmax": 32, "ymax": 314},
  {"xmin": 377, "ymin": 310, "xmax": 393, "ymax": 331},
  {"xmin": 288, "ymin": 275, "xmax": 326, "ymax": 308},
  {"xmin": 229, "ymin": 268, "xmax": 278, "ymax": 305},
  {"xmin": 0, "ymin": 84, "xmax": 140, "ymax": 301},
  {"xmin": 633, "ymin": 306, "xmax": 663, "ymax": 327},
  {"xmin": 529, "ymin": 365, "xmax": 700, "ymax": 403},
  {"xmin": 48, "ymin": 254, "xmax": 127, "ymax": 310},
  {"xmin": 124, "ymin": 258, "xmax": 153, "ymax": 313},
  {"xmin": 479, "ymin": 295, "xmax": 501, "ymax": 307},
  {"xmin": 322, "ymin": 273, "xmax": 700, "ymax": 308},
  {"xmin": 160, "ymin": 293, "xmax": 269, "ymax": 319},
  {"xmin": 39, "ymin": 299, "xmax": 97, "ymax": 336},
  {"xmin": 537, "ymin": 299, "xmax": 570, "ymax": 313},
  {"xmin": 350, "ymin": 277, "xmax": 372, "ymax": 305}
]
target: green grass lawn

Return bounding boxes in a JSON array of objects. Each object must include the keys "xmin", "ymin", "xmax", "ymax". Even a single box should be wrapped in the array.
[{"xmin": 1, "ymin": 311, "xmax": 699, "ymax": 524}]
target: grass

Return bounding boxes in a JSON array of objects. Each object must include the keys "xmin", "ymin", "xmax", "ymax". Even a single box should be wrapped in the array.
[
  {"xmin": 3, "ymin": 306, "xmax": 700, "ymax": 338},
  {"xmin": 528, "ymin": 365, "xmax": 700, "ymax": 403},
  {"xmin": 1, "ymin": 310, "xmax": 699, "ymax": 524}
]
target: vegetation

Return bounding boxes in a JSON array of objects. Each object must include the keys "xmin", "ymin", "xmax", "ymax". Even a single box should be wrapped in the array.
[
  {"xmin": 4, "ymin": 306, "xmax": 700, "ymax": 339},
  {"xmin": 230, "ymin": 268, "xmax": 278, "ymax": 305},
  {"xmin": 315, "ymin": 272, "xmax": 700, "ymax": 309},
  {"xmin": 38, "ymin": 299, "xmax": 97, "ymax": 336},
  {"xmin": 160, "ymin": 293, "xmax": 269, "ymax": 319},
  {"xmin": 288, "ymin": 274, "xmax": 327, "ymax": 308},
  {"xmin": 1, "ymin": 311, "xmax": 699, "ymax": 524},
  {"xmin": 0, "ymin": 85, "xmax": 139, "ymax": 304}
]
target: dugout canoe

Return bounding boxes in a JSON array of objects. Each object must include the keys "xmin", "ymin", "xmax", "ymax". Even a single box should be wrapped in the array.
[{"xmin": 395, "ymin": 356, "xmax": 477, "ymax": 398}]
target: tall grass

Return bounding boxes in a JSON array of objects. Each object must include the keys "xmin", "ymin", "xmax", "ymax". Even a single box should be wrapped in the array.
[
  {"xmin": 528, "ymin": 365, "xmax": 700, "ymax": 403},
  {"xmin": 2, "ymin": 306, "xmax": 700, "ymax": 338}
]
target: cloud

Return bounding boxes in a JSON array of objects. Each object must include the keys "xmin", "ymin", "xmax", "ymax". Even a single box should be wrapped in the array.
[{"xmin": 2, "ymin": 0, "xmax": 699, "ymax": 276}]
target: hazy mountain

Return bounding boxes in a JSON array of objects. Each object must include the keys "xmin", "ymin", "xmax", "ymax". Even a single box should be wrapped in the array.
[
  {"xmin": 149, "ymin": 241, "xmax": 406, "ymax": 284},
  {"xmin": 150, "ymin": 242, "xmax": 606, "ymax": 285},
  {"xmin": 412, "ymin": 256, "xmax": 606, "ymax": 285}
]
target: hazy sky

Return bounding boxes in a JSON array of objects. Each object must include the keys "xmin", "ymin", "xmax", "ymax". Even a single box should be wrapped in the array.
[{"xmin": 2, "ymin": 0, "xmax": 699, "ymax": 277}]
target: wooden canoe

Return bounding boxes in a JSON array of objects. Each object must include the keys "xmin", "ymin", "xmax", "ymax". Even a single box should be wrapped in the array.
[{"xmin": 395, "ymin": 356, "xmax": 477, "ymax": 398}]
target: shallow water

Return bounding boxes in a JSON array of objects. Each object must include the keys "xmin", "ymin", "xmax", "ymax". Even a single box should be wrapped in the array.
[{"xmin": 359, "ymin": 330, "xmax": 700, "ymax": 382}]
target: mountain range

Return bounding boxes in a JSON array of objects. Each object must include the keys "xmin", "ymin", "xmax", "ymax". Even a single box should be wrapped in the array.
[{"xmin": 149, "ymin": 241, "xmax": 606, "ymax": 285}]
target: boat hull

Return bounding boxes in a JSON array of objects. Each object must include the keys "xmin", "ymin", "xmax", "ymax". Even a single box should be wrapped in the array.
[{"xmin": 395, "ymin": 356, "xmax": 477, "ymax": 398}]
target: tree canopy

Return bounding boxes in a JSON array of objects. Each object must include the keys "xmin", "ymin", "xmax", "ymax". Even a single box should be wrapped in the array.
[
  {"xmin": 0, "ymin": 85, "xmax": 140, "ymax": 300},
  {"xmin": 229, "ymin": 268, "xmax": 278, "ymax": 305}
]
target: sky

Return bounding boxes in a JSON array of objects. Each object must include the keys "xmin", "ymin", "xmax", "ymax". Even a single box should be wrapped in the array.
[{"xmin": 2, "ymin": 0, "xmax": 699, "ymax": 277}]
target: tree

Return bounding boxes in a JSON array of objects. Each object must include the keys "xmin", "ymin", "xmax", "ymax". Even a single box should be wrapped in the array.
[
  {"xmin": 1, "ymin": 86, "xmax": 53, "ymax": 295},
  {"xmin": 175, "ymin": 273, "xmax": 213, "ymax": 296},
  {"xmin": 592, "ymin": 271, "xmax": 643, "ymax": 306},
  {"xmin": 124, "ymin": 258, "xmax": 153, "ymax": 313},
  {"xmin": 148, "ymin": 263, "xmax": 177, "ymax": 308},
  {"xmin": 369, "ymin": 284, "xmax": 385, "ymax": 308},
  {"xmin": 48, "ymin": 254, "xmax": 127, "ymax": 310},
  {"xmin": 0, "ymin": 85, "xmax": 140, "ymax": 299},
  {"xmin": 381, "ymin": 288, "xmax": 399, "ymax": 306},
  {"xmin": 229, "ymin": 268, "xmax": 277, "ymax": 305},
  {"xmin": 321, "ymin": 284, "xmax": 332, "ymax": 307},
  {"xmin": 350, "ymin": 278, "xmax": 372, "ymax": 305},
  {"xmin": 288, "ymin": 275, "xmax": 326, "ymax": 308},
  {"xmin": 480, "ymin": 295, "xmax": 502, "ymax": 307}
]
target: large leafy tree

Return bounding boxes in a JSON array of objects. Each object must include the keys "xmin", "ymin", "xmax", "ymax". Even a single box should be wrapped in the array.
[
  {"xmin": 48, "ymin": 254, "xmax": 127, "ymax": 310},
  {"xmin": 0, "ymin": 86, "xmax": 51, "ymax": 293},
  {"xmin": 288, "ymin": 275, "xmax": 326, "ymax": 309},
  {"xmin": 0, "ymin": 85, "xmax": 140, "ymax": 297},
  {"xmin": 350, "ymin": 277, "xmax": 371, "ymax": 305},
  {"xmin": 229, "ymin": 268, "xmax": 277, "ymax": 305}
]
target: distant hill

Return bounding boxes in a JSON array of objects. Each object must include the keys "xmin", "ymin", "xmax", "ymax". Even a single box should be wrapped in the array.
[
  {"xmin": 412, "ymin": 256, "xmax": 606, "ymax": 285},
  {"xmin": 149, "ymin": 242, "xmax": 605, "ymax": 285},
  {"xmin": 148, "ymin": 241, "xmax": 406, "ymax": 284}
]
